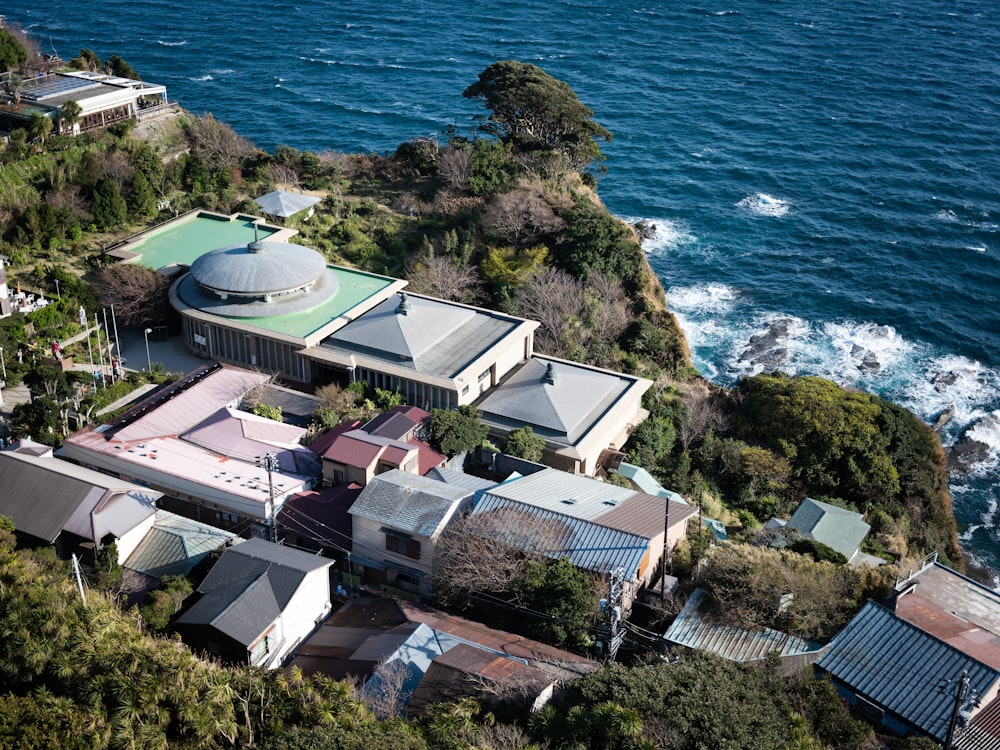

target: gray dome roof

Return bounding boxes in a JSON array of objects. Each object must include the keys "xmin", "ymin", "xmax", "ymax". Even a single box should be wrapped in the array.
[{"xmin": 190, "ymin": 240, "xmax": 327, "ymax": 296}]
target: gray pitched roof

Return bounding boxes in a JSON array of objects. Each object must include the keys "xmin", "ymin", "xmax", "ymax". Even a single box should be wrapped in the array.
[
  {"xmin": 477, "ymin": 356, "xmax": 642, "ymax": 443},
  {"xmin": 0, "ymin": 452, "xmax": 158, "ymax": 543},
  {"xmin": 176, "ymin": 538, "xmax": 331, "ymax": 647},
  {"xmin": 323, "ymin": 292, "xmax": 529, "ymax": 378},
  {"xmin": 786, "ymin": 498, "xmax": 870, "ymax": 560},
  {"xmin": 817, "ymin": 602, "xmax": 1000, "ymax": 741},
  {"xmin": 348, "ymin": 469, "xmax": 472, "ymax": 537},
  {"xmin": 425, "ymin": 467, "xmax": 497, "ymax": 493},
  {"xmin": 254, "ymin": 190, "xmax": 321, "ymax": 218}
]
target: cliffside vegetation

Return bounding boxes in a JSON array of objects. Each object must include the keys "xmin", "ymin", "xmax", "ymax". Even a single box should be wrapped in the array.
[{"xmin": 0, "ymin": 32, "xmax": 969, "ymax": 746}]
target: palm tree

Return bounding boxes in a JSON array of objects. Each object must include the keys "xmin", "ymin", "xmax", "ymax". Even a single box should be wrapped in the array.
[
  {"xmin": 60, "ymin": 100, "xmax": 82, "ymax": 134},
  {"xmin": 5, "ymin": 73, "xmax": 24, "ymax": 106}
]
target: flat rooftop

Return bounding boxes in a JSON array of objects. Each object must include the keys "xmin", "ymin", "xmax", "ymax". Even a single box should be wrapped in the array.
[{"xmin": 113, "ymin": 212, "xmax": 283, "ymax": 270}]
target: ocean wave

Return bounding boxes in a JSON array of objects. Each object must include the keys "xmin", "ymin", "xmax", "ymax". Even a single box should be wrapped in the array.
[
  {"xmin": 737, "ymin": 193, "xmax": 791, "ymax": 217},
  {"xmin": 190, "ymin": 75, "xmax": 213, "ymax": 82},
  {"xmin": 667, "ymin": 282, "xmax": 739, "ymax": 314},
  {"xmin": 628, "ymin": 216, "xmax": 698, "ymax": 254},
  {"xmin": 157, "ymin": 39, "xmax": 188, "ymax": 46}
]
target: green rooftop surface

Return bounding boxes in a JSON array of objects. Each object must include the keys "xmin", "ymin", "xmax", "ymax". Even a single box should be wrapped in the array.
[
  {"xmin": 214, "ymin": 266, "xmax": 395, "ymax": 338},
  {"xmin": 129, "ymin": 213, "xmax": 278, "ymax": 270}
]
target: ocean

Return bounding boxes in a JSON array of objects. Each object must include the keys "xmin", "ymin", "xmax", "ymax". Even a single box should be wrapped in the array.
[{"xmin": 12, "ymin": 0, "xmax": 1000, "ymax": 573}]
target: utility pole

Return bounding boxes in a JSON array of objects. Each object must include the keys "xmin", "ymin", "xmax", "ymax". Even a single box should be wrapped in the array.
[
  {"xmin": 661, "ymin": 495, "xmax": 671, "ymax": 601},
  {"xmin": 256, "ymin": 452, "xmax": 280, "ymax": 543},
  {"xmin": 944, "ymin": 670, "xmax": 975, "ymax": 750},
  {"xmin": 598, "ymin": 566, "xmax": 627, "ymax": 662}
]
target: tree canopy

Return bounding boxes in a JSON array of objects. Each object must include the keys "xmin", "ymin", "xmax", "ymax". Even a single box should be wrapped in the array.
[
  {"xmin": 464, "ymin": 60, "xmax": 611, "ymax": 170},
  {"xmin": 0, "ymin": 27, "xmax": 28, "ymax": 71},
  {"xmin": 429, "ymin": 405, "xmax": 488, "ymax": 456}
]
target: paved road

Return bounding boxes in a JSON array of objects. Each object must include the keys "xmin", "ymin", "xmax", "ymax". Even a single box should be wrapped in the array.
[{"xmin": 0, "ymin": 329, "xmax": 210, "ymax": 423}]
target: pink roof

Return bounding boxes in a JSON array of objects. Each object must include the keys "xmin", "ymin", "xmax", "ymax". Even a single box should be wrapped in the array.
[{"xmin": 113, "ymin": 365, "xmax": 268, "ymax": 443}]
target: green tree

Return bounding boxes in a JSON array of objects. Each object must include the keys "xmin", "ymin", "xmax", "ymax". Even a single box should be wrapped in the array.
[
  {"xmin": 515, "ymin": 557, "xmax": 599, "ymax": 646},
  {"xmin": 127, "ymin": 170, "xmax": 156, "ymax": 218},
  {"xmin": 71, "ymin": 48, "xmax": 102, "ymax": 71},
  {"xmin": 468, "ymin": 139, "xmax": 519, "ymax": 196},
  {"xmin": 504, "ymin": 425, "xmax": 545, "ymax": 462},
  {"xmin": 0, "ymin": 27, "xmax": 28, "ymax": 71},
  {"xmin": 429, "ymin": 405, "xmax": 488, "ymax": 456},
  {"xmin": 91, "ymin": 178, "xmax": 128, "ymax": 230},
  {"xmin": 555, "ymin": 199, "xmax": 645, "ymax": 289},
  {"xmin": 464, "ymin": 60, "xmax": 611, "ymax": 170},
  {"xmin": 107, "ymin": 54, "xmax": 139, "ymax": 80}
]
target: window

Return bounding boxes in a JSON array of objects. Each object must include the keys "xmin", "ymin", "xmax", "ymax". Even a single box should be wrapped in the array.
[
  {"xmin": 384, "ymin": 530, "xmax": 421, "ymax": 560},
  {"xmin": 477, "ymin": 369, "xmax": 490, "ymax": 383}
]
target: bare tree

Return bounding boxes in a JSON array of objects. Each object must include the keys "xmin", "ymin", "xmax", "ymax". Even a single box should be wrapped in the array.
[
  {"xmin": 481, "ymin": 186, "xmax": 564, "ymax": 247},
  {"xmin": 93, "ymin": 264, "xmax": 172, "ymax": 327},
  {"xmin": 405, "ymin": 252, "xmax": 481, "ymax": 303},
  {"xmin": 514, "ymin": 266, "xmax": 584, "ymax": 356},
  {"xmin": 584, "ymin": 271, "xmax": 631, "ymax": 343},
  {"xmin": 676, "ymin": 384, "xmax": 729, "ymax": 450},
  {"xmin": 432, "ymin": 508, "xmax": 570, "ymax": 606},
  {"xmin": 356, "ymin": 658, "xmax": 413, "ymax": 720},
  {"xmin": 438, "ymin": 144, "xmax": 473, "ymax": 190},
  {"xmin": 186, "ymin": 114, "xmax": 258, "ymax": 170}
]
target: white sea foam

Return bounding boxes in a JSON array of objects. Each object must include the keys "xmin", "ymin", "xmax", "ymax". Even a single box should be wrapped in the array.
[
  {"xmin": 157, "ymin": 40, "xmax": 187, "ymax": 47},
  {"xmin": 935, "ymin": 208, "xmax": 959, "ymax": 222},
  {"xmin": 823, "ymin": 321, "xmax": 913, "ymax": 379},
  {"xmin": 191, "ymin": 75, "xmax": 213, "ymax": 82},
  {"xmin": 667, "ymin": 282, "xmax": 739, "ymax": 315},
  {"xmin": 737, "ymin": 193, "xmax": 790, "ymax": 217},
  {"xmin": 627, "ymin": 216, "xmax": 698, "ymax": 255}
]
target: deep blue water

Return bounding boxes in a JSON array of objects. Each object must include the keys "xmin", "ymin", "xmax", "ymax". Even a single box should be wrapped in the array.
[{"xmin": 12, "ymin": 0, "xmax": 1000, "ymax": 572}]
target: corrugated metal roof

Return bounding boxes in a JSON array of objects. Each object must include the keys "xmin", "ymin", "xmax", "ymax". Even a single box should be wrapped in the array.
[
  {"xmin": 894, "ymin": 563, "xmax": 1000, "ymax": 670},
  {"xmin": 664, "ymin": 588, "xmax": 823, "ymax": 661},
  {"xmin": 480, "ymin": 468, "xmax": 635, "ymax": 521},
  {"xmin": 190, "ymin": 240, "xmax": 327, "ymax": 295},
  {"xmin": 348, "ymin": 469, "xmax": 470, "ymax": 537},
  {"xmin": 471, "ymin": 495, "xmax": 650, "ymax": 576},
  {"xmin": 125, "ymin": 510, "xmax": 236, "ymax": 578},
  {"xmin": 817, "ymin": 602, "xmax": 1000, "ymax": 741},
  {"xmin": 962, "ymin": 695, "xmax": 1000, "ymax": 750}
]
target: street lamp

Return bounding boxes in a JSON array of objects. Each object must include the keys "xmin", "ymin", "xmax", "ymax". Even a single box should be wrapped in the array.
[
  {"xmin": 0, "ymin": 346, "xmax": 5, "ymax": 407},
  {"xmin": 143, "ymin": 328, "xmax": 152, "ymax": 372},
  {"xmin": 54, "ymin": 278, "xmax": 60, "ymax": 299}
]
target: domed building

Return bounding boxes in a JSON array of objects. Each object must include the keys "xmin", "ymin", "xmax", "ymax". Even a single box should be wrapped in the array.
[{"xmin": 170, "ymin": 237, "xmax": 405, "ymax": 382}]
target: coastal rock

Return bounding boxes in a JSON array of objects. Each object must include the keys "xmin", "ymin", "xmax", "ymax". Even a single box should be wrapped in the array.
[
  {"xmin": 633, "ymin": 221, "xmax": 657, "ymax": 241},
  {"xmin": 931, "ymin": 405, "xmax": 955, "ymax": 432},
  {"xmin": 932, "ymin": 370, "xmax": 960, "ymax": 392},
  {"xmin": 948, "ymin": 414, "xmax": 1000, "ymax": 472},
  {"xmin": 948, "ymin": 438, "xmax": 991, "ymax": 473},
  {"xmin": 739, "ymin": 318, "xmax": 794, "ymax": 370},
  {"xmin": 850, "ymin": 344, "xmax": 881, "ymax": 374}
]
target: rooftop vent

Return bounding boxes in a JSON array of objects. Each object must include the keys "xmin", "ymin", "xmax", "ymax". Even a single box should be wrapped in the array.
[
  {"xmin": 247, "ymin": 240, "xmax": 266, "ymax": 254},
  {"xmin": 541, "ymin": 363, "xmax": 557, "ymax": 385},
  {"xmin": 396, "ymin": 292, "xmax": 412, "ymax": 316}
]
